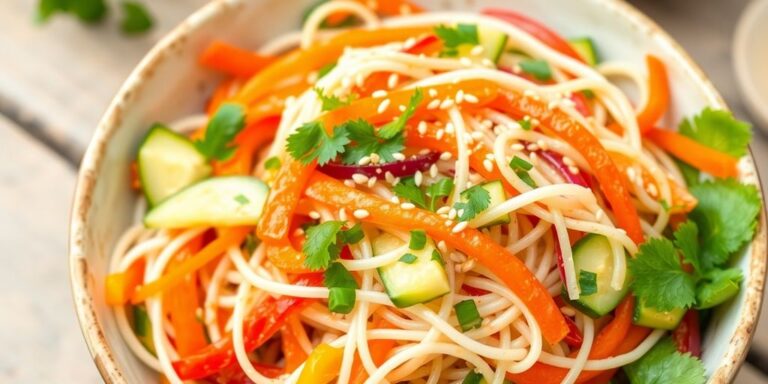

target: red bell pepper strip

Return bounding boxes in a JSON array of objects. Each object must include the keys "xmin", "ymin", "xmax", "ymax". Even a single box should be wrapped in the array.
[
  {"xmin": 199, "ymin": 41, "xmax": 277, "ymax": 78},
  {"xmin": 173, "ymin": 273, "xmax": 323, "ymax": 380},
  {"xmin": 673, "ymin": 310, "xmax": 701, "ymax": 357},
  {"xmin": 490, "ymin": 91, "xmax": 644, "ymax": 244},
  {"xmin": 563, "ymin": 315, "xmax": 584, "ymax": 349},
  {"xmin": 303, "ymin": 172, "xmax": 569, "ymax": 344},
  {"xmin": 482, "ymin": 9, "xmax": 584, "ymax": 62},
  {"xmin": 636, "ymin": 55, "xmax": 670, "ymax": 134},
  {"xmin": 207, "ymin": 363, "xmax": 284, "ymax": 383}
]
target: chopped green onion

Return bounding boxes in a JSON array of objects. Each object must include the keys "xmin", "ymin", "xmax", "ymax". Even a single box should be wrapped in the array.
[
  {"xmin": 516, "ymin": 170, "xmax": 537, "ymax": 188},
  {"xmin": 462, "ymin": 371, "xmax": 483, "ymax": 384},
  {"xmin": 409, "ymin": 230, "xmax": 427, "ymax": 250},
  {"xmin": 581, "ymin": 89, "xmax": 595, "ymax": 99},
  {"xmin": 518, "ymin": 119, "xmax": 532, "ymax": 131},
  {"xmin": 454, "ymin": 299, "xmax": 483, "ymax": 331},
  {"xmin": 519, "ymin": 59, "xmax": 552, "ymax": 81},
  {"xmin": 509, "ymin": 156, "xmax": 533, "ymax": 171},
  {"xmin": 399, "ymin": 253, "xmax": 418, "ymax": 264},
  {"xmin": 264, "ymin": 156, "xmax": 281, "ymax": 170},
  {"xmin": 432, "ymin": 249, "xmax": 445, "ymax": 266},
  {"xmin": 339, "ymin": 223, "xmax": 364, "ymax": 245},
  {"xmin": 579, "ymin": 270, "xmax": 598, "ymax": 296},
  {"xmin": 328, "ymin": 287, "xmax": 356, "ymax": 314},
  {"xmin": 234, "ymin": 194, "xmax": 250, "ymax": 205},
  {"xmin": 318, "ymin": 62, "xmax": 336, "ymax": 79}
]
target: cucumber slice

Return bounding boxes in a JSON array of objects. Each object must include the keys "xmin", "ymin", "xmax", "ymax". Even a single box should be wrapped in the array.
[
  {"xmin": 138, "ymin": 125, "xmax": 211, "ymax": 206},
  {"xmin": 569, "ymin": 37, "xmax": 599, "ymax": 66},
  {"xmin": 633, "ymin": 297, "xmax": 685, "ymax": 330},
  {"xmin": 144, "ymin": 176, "xmax": 269, "ymax": 229},
  {"xmin": 466, "ymin": 181, "xmax": 510, "ymax": 227},
  {"xmin": 563, "ymin": 234, "xmax": 630, "ymax": 318},
  {"xmin": 478, "ymin": 27, "xmax": 508, "ymax": 63},
  {"xmin": 373, "ymin": 233, "xmax": 450, "ymax": 308}
]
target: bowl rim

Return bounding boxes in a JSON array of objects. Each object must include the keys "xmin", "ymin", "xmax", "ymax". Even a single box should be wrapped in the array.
[{"xmin": 68, "ymin": 0, "xmax": 768, "ymax": 382}]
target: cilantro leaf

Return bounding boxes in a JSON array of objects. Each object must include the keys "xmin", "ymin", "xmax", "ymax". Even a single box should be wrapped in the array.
[
  {"xmin": 455, "ymin": 185, "xmax": 491, "ymax": 221},
  {"xmin": 393, "ymin": 177, "xmax": 428, "ymax": 209},
  {"xmin": 194, "ymin": 103, "xmax": 246, "ymax": 161},
  {"xmin": 338, "ymin": 223, "xmax": 364, "ymax": 245},
  {"xmin": 314, "ymin": 88, "xmax": 352, "ymax": 112},
  {"xmin": 324, "ymin": 262, "xmax": 358, "ymax": 289},
  {"xmin": 264, "ymin": 156, "xmax": 281, "ymax": 170},
  {"xmin": 625, "ymin": 337, "xmax": 706, "ymax": 384},
  {"xmin": 409, "ymin": 230, "xmax": 427, "ymax": 250},
  {"xmin": 286, "ymin": 121, "xmax": 350, "ymax": 165},
  {"xmin": 689, "ymin": 180, "xmax": 761, "ymax": 268},
  {"xmin": 341, "ymin": 119, "xmax": 404, "ymax": 164},
  {"xmin": 676, "ymin": 159, "xmax": 701, "ymax": 186},
  {"xmin": 426, "ymin": 178, "xmax": 455, "ymax": 211},
  {"xmin": 37, "ymin": 0, "xmax": 107, "ymax": 24},
  {"xmin": 519, "ymin": 59, "xmax": 553, "ymax": 81},
  {"xmin": 628, "ymin": 237, "xmax": 697, "ymax": 311},
  {"xmin": 579, "ymin": 270, "xmax": 598, "ymax": 296},
  {"xmin": 674, "ymin": 221, "xmax": 701, "ymax": 274},
  {"xmin": 317, "ymin": 62, "xmax": 336, "ymax": 79},
  {"xmin": 435, "ymin": 24, "xmax": 479, "ymax": 56},
  {"xmin": 378, "ymin": 88, "xmax": 423, "ymax": 139},
  {"xmin": 303, "ymin": 221, "xmax": 344, "ymax": 270},
  {"xmin": 679, "ymin": 108, "xmax": 752, "ymax": 158},
  {"xmin": 120, "ymin": 1, "xmax": 153, "ymax": 34}
]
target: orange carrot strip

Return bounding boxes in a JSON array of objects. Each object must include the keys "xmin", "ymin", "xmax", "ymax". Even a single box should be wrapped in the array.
[
  {"xmin": 257, "ymin": 80, "xmax": 498, "ymax": 242},
  {"xmin": 610, "ymin": 153, "xmax": 698, "ymax": 213},
  {"xmin": 646, "ymin": 127, "xmax": 739, "ymax": 179},
  {"xmin": 491, "ymin": 91, "xmax": 644, "ymax": 244},
  {"xmin": 132, "ymin": 227, "xmax": 251, "ymax": 303},
  {"xmin": 350, "ymin": 320, "xmax": 397, "ymax": 384},
  {"xmin": 304, "ymin": 173, "xmax": 569, "ymax": 344},
  {"xmin": 582, "ymin": 326, "xmax": 652, "ymax": 384},
  {"xmin": 166, "ymin": 238, "xmax": 208, "ymax": 357},
  {"xmin": 236, "ymin": 27, "xmax": 432, "ymax": 104},
  {"xmin": 213, "ymin": 116, "xmax": 279, "ymax": 176},
  {"xmin": 199, "ymin": 41, "xmax": 276, "ymax": 78},
  {"xmin": 507, "ymin": 297, "xmax": 637, "ymax": 383},
  {"xmin": 105, "ymin": 259, "xmax": 145, "ymax": 305},
  {"xmin": 636, "ymin": 55, "xmax": 670, "ymax": 134},
  {"xmin": 207, "ymin": 78, "xmax": 242, "ymax": 116},
  {"xmin": 281, "ymin": 316, "xmax": 309, "ymax": 372}
]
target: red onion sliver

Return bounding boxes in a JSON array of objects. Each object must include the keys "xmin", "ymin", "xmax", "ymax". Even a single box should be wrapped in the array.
[
  {"xmin": 537, "ymin": 150, "xmax": 590, "ymax": 188},
  {"xmin": 318, "ymin": 152, "xmax": 440, "ymax": 179}
]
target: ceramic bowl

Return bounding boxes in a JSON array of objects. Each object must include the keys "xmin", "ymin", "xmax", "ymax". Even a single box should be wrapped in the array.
[
  {"xmin": 734, "ymin": 0, "xmax": 768, "ymax": 134},
  {"xmin": 69, "ymin": 0, "xmax": 767, "ymax": 382}
]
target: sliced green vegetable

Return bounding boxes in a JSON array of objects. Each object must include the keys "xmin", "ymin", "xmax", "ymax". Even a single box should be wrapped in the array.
[
  {"xmin": 633, "ymin": 297, "xmax": 686, "ymax": 330},
  {"xmin": 568, "ymin": 37, "xmax": 599, "ymax": 66},
  {"xmin": 454, "ymin": 299, "xmax": 483, "ymax": 332}
]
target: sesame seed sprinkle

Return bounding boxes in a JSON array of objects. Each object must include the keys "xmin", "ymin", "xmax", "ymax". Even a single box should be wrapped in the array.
[
  {"xmin": 401, "ymin": 202, "xmax": 416, "ymax": 210},
  {"xmin": 440, "ymin": 152, "xmax": 453, "ymax": 161},
  {"xmin": 417, "ymin": 121, "xmax": 428, "ymax": 135},
  {"xmin": 427, "ymin": 99, "xmax": 441, "ymax": 110},
  {"xmin": 452, "ymin": 221, "xmax": 469, "ymax": 233},
  {"xmin": 464, "ymin": 94, "xmax": 479, "ymax": 104},
  {"xmin": 353, "ymin": 209, "xmax": 370, "ymax": 219},
  {"xmin": 372, "ymin": 90, "xmax": 388, "ymax": 98},
  {"xmin": 309, "ymin": 211, "xmax": 321, "ymax": 219},
  {"xmin": 377, "ymin": 99, "xmax": 391, "ymax": 114},
  {"xmin": 387, "ymin": 73, "xmax": 399, "ymax": 89},
  {"xmin": 352, "ymin": 173, "xmax": 369, "ymax": 184}
]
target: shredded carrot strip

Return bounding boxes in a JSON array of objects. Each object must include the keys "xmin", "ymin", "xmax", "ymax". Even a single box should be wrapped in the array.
[
  {"xmin": 166, "ymin": 237, "xmax": 208, "ymax": 357},
  {"xmin": 131, "ymin": 227, "xmax": 251, "ymax": 303},
  {"xmin": 304, "ymin": 173, "xmax": 569, "ymax": 344},
  {"xmin": 646, "ymin": 127, "xmax": 739, "ymax": 179},
  {"xmin": 199, "ymin": 41, "xmax": 276, "ymax": 78},
  {"xmin": 281, "ymin": 316, "xmax": 309, "ymax": 372},
  {"xmin": 637, "ymin": 55, "xmax": 670, "ymax": 134},
  {"xmin": 350, "ymin": 319, "xmax": 397, "ymax": 384}
]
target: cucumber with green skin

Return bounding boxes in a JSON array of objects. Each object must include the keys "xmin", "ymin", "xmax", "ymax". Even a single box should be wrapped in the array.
[
  {"xmin": 138, "ymin": 125, "xmax": 211, "ymax": 206},
  {"xmin": 563, "ymin": 234, "xmax": 630, "ymax": 318},
  {"xmin": 633, "ymin": 297, "xmax": 686, "ymax": 330},
  {"xmin": 144, "ymin": 176, "xmax": 269, "ymax": 229},
  {"xmin": 373, "ymin": 232, "xmax": 450, "ymax": 308},
  {"xmin": 569, "ymin": 37, "xmax": 599, "ymax": 66}
]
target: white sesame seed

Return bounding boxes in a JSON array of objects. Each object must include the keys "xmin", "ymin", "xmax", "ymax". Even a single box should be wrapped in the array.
[
  {"xmin": 529, "ymin": 152, "xmax": 538, "ymax": 164},
  {"xmin": 457, "ymin": 209, "xmax": 465, "ymax": 217},
  {"xmin": 309, "ymin": 211, "xmax": 321, "ymax": 219},
  {"xmin": 456, "ymin": 89, "xmax": 465, "ymax": 104},
  {"xmin": 647, "ymin": 183, "xmax": 658, "ymax": 197},
  {"xmin": 547, "ymin": 99, "xmax": 560, "ymax": 110},
  {"xmin": 377, "ymin": 99, "xmax": 391, "ymax": 114},
  {"xmin": 372, "ymin": 90, "xmax": 388, "ymax": 98},
  {"xmin": 358, "ymin": 156, "xmax": 371, "ymax": 166},
  {"xmin": 448, "ymin": 208, "xmax": 457, "ymax": 220},
  {"xmin": 531, "ymin": 118, "xmax": 541, "ymax": 127},
  {"xmin": 428, "ymin": 88, "xmax": 438, "ymax": 98},
  {"xmin": 427, "ymin": 99, "xmax": 441, "ymax": 110},
  {"xmin": 439, "ymin": 98, "xmax": 455, "ymax": 110},
  {"xmin": 452, "ymin": 221, "xmax": 469, "ymax": 233},
  {"xmin": 511, "ymin": 143, "xmax": 525, "ymax": 151},
  {"xmin": 444, "ymin": 219, "xmax": 454, "ymax": 227},
  {"xmin": 352, "ymin": 173, "xmax": 369, "ymax": 184},
  {"xmin": 401, "ymin": 202, "xmax": 416, "ymax": 210},
  {"xmin": 483, "ymin": 159, "xmax": 494, "ymax": 172},
  {"xmin": 398, "ymin": 104, "xmax": 406, "ymax": 112},
  {"xmin": 344, "ymin": 180, "xmax": 356, "ymax": 187},
  {"xmin": 387, "ymin": 73, "xmax": 399, "ymax": 89},
  {"xmin": 445, "ymin": 122, "xmax": 455, "ymax": 134},
  {"xmin": 306, "ymin": 71, "xmax": 319, "ymax": 84},
  {"xmin": 353, "ymin": 209, "xmax": 370, "ymax": 219},
  {"xmin": 459, "ymin": 57, "xmax": 473, "ymax": 66},
  {"xmin": 376, "ymin": 168, "xmax": 382, "ymax": 174},
  {"xmin": 526, "ymin": 143, "xmax": 540, "ymax": 151},
  {"xmin": 392, "ymin": 153, "xmax": 406, "ymax": 161},
  {"xmin": 403, "ymin": 37, "xmax": 417, "ymax": 50},
  {"xmin": 369, "ymin": 153, "xmax": 381, "ymax": 164},
  {"xmin": 339, "ymin": 208, "xmax": 348, "ymax": 221},
  {"xmin": 470, "ymin": 45, "xmax": 485, "ymax": 56},
  {"xmin": 595, "ymin": 208, "xmax": 605, "ymax": 221},
  {"xmin": 440, "ymin": 152, "xmax": 453, "ymax": 161},
  {"xmin": 568, "ymin": 166, "xmax": 580, "ymax": 175},
  {"xmin": 537, "ymin": 140, "xmax": 549, "ymax": 151},
  {"xmin": 368, "ymin": 177, "xmax": 377, "ymax": 188},
  {"xmin": 417, "ymin": 121, "xmax": 428, "ymax": 135},
  {"xmin": 512, "ymin": 64, "xmax": 522, "ymax": 73},
  {"xmin": 626, "ymin": 168, "xmax": 637, "ymax": 183},
  {"xmin": 464, "ymin": 93, "xmax": 479, "ymax": 104},
  {"xmin": 562, "ymin": 156, "xmax": 575, "ymax": 167},
  {"xmin": 481, "ymin": 58, "xmax": 494, "ymax": 67},
  {"xmin": 341, "ymin": 77, "xmax": 352, "ymax": 88},
  {"xmin": 436, "ymin": 129, "xmax": 445, "ymax": 140},
  {"xmin": 430, "ymin": 164, "xmax": 438, "ymax": 178},
  {"xmin": 471, "ymin": 131, "xmax": 484, "ymax": 140},
  {"xmin": 437, "ymin": 206, "xmax": 451, "ymax": 214}
]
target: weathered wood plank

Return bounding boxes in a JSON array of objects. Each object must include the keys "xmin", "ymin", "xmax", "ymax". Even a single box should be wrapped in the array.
[
  {"xmin": 0, "ymin": 0, "xmax": 207, "ymax": 162},
  {"xmin": 0, "ymin": 116, "xmax": 98, "ymax": 382}
]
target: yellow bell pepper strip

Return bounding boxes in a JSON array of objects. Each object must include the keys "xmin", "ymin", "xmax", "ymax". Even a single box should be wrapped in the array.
[
  {"xmin": 257, "ymin": 80, "xmax": 499, "ymax": 242},
  {"xmin": 235, "ymin": 27, "xmax": 432, "ymax": 105},
  {"xmin": 645, "ymin": 127, "xmax": 739, "ymax": 179},
  {"xmin": 490, "ymin": 91, "xmax": 644, "ymax": 244},
  {"xmin": 303, "ymin": 172, "xmax": 569, "ymax": 344},
  {"xmin": 105, "ymin": 258, "xmax": 145, "ymax": 305},
  {"xmin": 636, "ymin": 55, "xmax": 670, "ymax": 134},
  {"xmin": 131, "ymin": 227, "xmax": 252, "ymax": 304},
  {"xmin": 199, "ymin": 40, "xmax": 277, "ymax": 78},
  {"xmin": 173, "ymin": 273, "xmax": 323, "ymax": 380},
  {"xmin": 297, "ymin": 343, "xmax": 345, "ymax": 384}
]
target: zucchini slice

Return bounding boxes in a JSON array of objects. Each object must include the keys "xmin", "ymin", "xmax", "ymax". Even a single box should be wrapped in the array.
[
  {"xmin": 569, "ymin": 37, "xmax": 599, "ymax": 66},
  {"xmin": 144, "ymin": 176, "xmax": 269, "ymax": 228},
  {"xmin": 138, "ymin": 125, "xmax": 211, "ymax": 206}
]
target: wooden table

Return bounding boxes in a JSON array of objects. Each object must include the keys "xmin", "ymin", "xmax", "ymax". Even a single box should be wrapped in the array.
[{"xmin": 0, "ymin": 0, "xmax": 765, "ymax": 382}]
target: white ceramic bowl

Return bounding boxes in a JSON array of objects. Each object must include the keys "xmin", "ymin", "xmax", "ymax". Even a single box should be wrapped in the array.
[
  {"xmin": 69, "ymin": 0, "xmax": 767, "ymax": 382},
  {"xmin": 734, "ymin": 0, "xmax": 768, "ymax": 134}
]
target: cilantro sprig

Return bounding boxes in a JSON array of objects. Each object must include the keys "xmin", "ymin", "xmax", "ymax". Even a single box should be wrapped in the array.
[
  {"xmin": 624, "ymin": 337, "xmax": 706, "ymax": 384},
  {"xmin": 37, "ymin": 0, "xmax": 154, "ymax": 35},
  {"xmin": 434, "ymin": 24, "xmax": 479, "ymax": 57},
  {"xmin": 454, "ymin": 185, "xmax": 491, "ymax": 221},
  {"xmin": 393, "ymin": 177, "xmax": 454, "ymax": 211},
  {"xmin": 341, "ymin": 119, "xmax": 404, "ymax": 165},
  {"xmin": 302, "ymin": 221, "xmax": 364, "ymax": 270},
  {"xmin": 194, "ymin": 103, "xmax": 247, "ymax": 161},
  {"xmin": 286, "ymin": 122, "xmax": 350, "ymax": 165},
  {"xmin": 314, "ymin": 88, "xmax": 353, "ymax": 112}
]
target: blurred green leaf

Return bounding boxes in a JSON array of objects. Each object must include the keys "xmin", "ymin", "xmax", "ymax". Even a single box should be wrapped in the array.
[{"xmin": 120, "ymin": 1, "xmax": 153, "ymax": 34}]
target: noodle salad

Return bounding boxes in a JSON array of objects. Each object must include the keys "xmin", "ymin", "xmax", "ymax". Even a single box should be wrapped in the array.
[{"xmin": 104, "ymin": 1, "xmax": 763, "ymax": 383}]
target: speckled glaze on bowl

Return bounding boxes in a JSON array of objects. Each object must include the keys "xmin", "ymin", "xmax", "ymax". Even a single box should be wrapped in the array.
[{"xmin": 69, "ymin": 0, "xmax": 767, "ymax": 382}]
